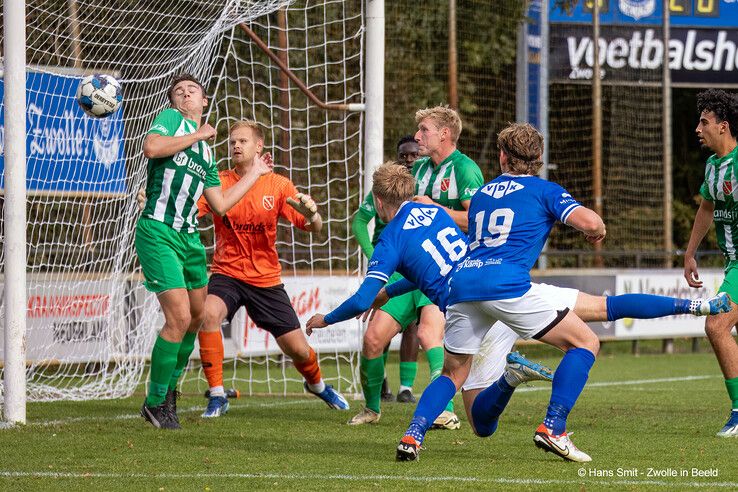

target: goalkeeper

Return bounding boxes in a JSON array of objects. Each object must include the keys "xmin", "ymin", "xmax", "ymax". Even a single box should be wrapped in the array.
[
  {"xmin": 137, "ymin": 74, "xmax": 272, "ymax": 430},
  {"xmin": 195, "ymin": 120, "xmax": 349, "ymax": 417}
]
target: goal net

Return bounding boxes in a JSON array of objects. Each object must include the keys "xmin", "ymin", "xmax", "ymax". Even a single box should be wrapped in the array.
[{"xmin": 0, "ymin": 0, "xmax": 364, "ymax": 402}]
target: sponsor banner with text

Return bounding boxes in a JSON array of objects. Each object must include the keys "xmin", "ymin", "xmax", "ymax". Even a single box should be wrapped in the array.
[{"xmin": 551, "ymin": 24, "xmax": 738, "ymax": 84}]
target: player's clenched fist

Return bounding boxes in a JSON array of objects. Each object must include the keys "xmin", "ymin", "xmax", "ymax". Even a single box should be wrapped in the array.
[
  {"xmin": 197, "ymin": 123, "xmax": 216, "ymax": 141},
  {"xmin": 305, "ymin": 313, "xmax": 328, "ymax": 336}
]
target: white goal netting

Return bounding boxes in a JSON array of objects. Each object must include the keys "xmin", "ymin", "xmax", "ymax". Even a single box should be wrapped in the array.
[{"xmin": 0, "ymin": 0, "xmax": 365, "ymax": 402}]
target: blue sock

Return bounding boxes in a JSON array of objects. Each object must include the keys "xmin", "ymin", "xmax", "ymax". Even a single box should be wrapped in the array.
[
  {"xmin": 544, "ymin": 348, "xmax": 596, "ymax": 435},
  {"xmin": 471, "ymin": 376, "xmax": 515, "ymax": 437},
  {"xmin": 404, "ymin": 375, "xmax": 456, "ymax": 444},
  {"xmin": 606, "ymin": 294, "xmax": 690, "ymax": 321}
]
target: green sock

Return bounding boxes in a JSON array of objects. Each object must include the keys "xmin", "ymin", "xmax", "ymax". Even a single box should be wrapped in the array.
[
  {"xmin": 146, "ymin": 335, "xmax": 180, "ymax": 407},
  {"xmin": 399, "ymin": 361, "xmax": 418, "ymax": 388},
  {"xmin": 169, "ymin": 331, "xmax": 197, "ymax": 390},
  {"xmin": 426, "ymin": 346, "xmax": 454, "ymax": 412},
  {"xmin": 361, "ymin": 355, "xmax": 385, "ymax": 413},
  {"xmin": 725, "ymin": 376, "xmax": 738, "ymax": 408}
]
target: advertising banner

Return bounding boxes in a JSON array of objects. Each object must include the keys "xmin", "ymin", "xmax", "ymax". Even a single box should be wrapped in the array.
[
  {"xmin": 0, "ymin": 70, "xmax": 126, "ymax": 193},
  {"xmin": 550, "ymin": 24, "xmax": 738, "ymax": 84}
]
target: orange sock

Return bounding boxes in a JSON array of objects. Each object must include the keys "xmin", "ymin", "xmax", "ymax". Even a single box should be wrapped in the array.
[
  {"xmin": 294, "ymin": 347, "xmax": 322, "ymax": 385},
  {"xmin": 198, "ymin": 330, "xmax": 224, "ymax": 389}
]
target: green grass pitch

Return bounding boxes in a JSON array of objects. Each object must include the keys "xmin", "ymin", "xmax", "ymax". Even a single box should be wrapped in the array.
[{"xmin": 1, "ymin": 341, "xmax": 737, "ymax": 491}]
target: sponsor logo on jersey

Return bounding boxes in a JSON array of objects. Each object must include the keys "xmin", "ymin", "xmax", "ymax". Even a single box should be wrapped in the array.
[
  {"xmin": 465, "ymin": 187, "xmax": 479, "ymax": 197},
  {"xmin": 402, "ymin": 207, "xmax": 438, "ymax": 230},
  {"xmin": 150, "ymin": 123, "xmax": 168, "ymax": 135},
  {"xmin": 723, "ymin": 181, "xmax": 733, "ymax": 196},
  {"xmin": 263, "ymin": 195, "xmax": 275, "ymax": 210},
  {"xmin": 369, "ymin": 259, "xmax": 379, "ymax": 267},
  {"xmin": 223, "ymin": 216, "xmax": 268, "ymax": 233},
  {"xmin": 480, "ymin": 180, "xmax": 525, "ymax": 199},
  {"xmin": 714, "ymin": 209, "xmax": 737, "ymax": 221},
  {"xmin": 455, "ymin": 258, "xmax": 483, "ymax": 271},
  {"xmin": 484, "ymin": 258, "xmax": 503, "ymax": 265},
  {"xmin": 440, "ymin": 178, "xmax": 450, "ymax": 192}
]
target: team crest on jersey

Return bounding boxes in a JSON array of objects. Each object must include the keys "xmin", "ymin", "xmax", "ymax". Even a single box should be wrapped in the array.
[
  {"xmin": 403, "ymin": 207, "xmax": 438, "ymax": 230},
  {"xmin": 263, "ymin": 195, "xmax": 275, "ymax": 210},
  {"xmin": 480, "ymin": 180, "xmax": 525, "ymax": 199},
  {"xmin": 440, "ymin": 178, "xmax": 450, "ymax": 192},
  {"xmin": 724, "ymin": 181, "xmax": 733, "ymax": 196}
]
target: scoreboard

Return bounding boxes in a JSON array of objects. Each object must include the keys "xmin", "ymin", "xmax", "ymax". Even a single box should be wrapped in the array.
[{"xmin": 550, "ymin": 0, "xmax": 738, "ymax": 27}]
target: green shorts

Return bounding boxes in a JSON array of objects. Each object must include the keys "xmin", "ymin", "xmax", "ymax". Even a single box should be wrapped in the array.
[
  {"xmin": 135, "ymin": 217, "xmax": 208, "ymax": 293},
  {"xmin": 718, "ymin": 260, "xmax": 738, "ymax": 303},
  {"xmin": 380, "ymin": 288, "xmax": 433, "ymax": 331}
]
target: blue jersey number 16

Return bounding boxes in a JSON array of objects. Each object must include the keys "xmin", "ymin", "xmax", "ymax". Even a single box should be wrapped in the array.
[{"xmin": 421, "ymin": 227, "xmax": 467, "ymax": 276}]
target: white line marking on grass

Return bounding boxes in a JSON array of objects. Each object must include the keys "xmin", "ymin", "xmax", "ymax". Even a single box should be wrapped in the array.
[
  {"xmin": 19, "ymin": 398, "xmax": 320, "ymax": 428},
  {"xmin": 0, "ymin": 375, "xmax": 715, "ymax": 429},
  {"xmin": 516, "ymin": 375, "xmax": 715, "ymax": 393},
  {"xmin": 0, "ymin": 471, "xmax": 736, "ymax": 488}
]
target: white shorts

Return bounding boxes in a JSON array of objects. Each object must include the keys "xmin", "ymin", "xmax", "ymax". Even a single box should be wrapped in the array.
[{"xmin": 461, "ymin": 283, "xmax": 579, "ymax": 391}]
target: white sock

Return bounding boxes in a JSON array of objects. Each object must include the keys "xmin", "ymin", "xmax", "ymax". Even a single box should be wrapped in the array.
[
  {"xmin": 308, "ymin": 380, "xmax": 326, "ymax": 393},
  {"xmin": 209, "ymin": 386, "xmax": 225, "ymax": 398},
  {"xmin": 399, "ymin": 385, "xmax": 413, "ymax": 393}
]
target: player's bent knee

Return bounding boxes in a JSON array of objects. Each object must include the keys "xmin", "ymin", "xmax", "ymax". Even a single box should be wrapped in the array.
[
  {"xmin": 363, "ymin": 330, "xmax": 388, "ymax": 358},
  {"xmin": 164, "ymin": 311, "xmax": 192, "ymax": 333}
]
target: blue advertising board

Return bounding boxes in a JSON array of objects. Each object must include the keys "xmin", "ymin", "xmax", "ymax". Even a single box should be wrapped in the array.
[
  {"xmin": 550, "ymin": 0, "xmax": 738, "ymax": 27},
  {"xmin": 0, "ymin": 71, "xmax": 126, "ymax": 193}
]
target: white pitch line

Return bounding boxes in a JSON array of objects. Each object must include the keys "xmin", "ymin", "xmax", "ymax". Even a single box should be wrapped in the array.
[
  {"xmin": 1, "ymin": 375, "xmax": 717, "ymax": 428},
  {"xmin": 0, "ymin": 471, "xmax": 736, "ymax": 488},
  {"xmin": 18, "ymin": 398, "xmax": 320, "ymax": 428},
  {"xmin": 516, "ymin": 374, "xmax": 715, "ymax": 393}
]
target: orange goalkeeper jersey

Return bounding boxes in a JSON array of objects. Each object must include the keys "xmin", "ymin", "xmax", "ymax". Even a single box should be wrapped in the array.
[{"xmin": 198, "ymin": 169, "xmax": 307, "ymax": 288}]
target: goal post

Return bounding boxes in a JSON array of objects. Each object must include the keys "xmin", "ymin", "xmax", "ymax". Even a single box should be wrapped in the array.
[
  {"xmin": 1, "ymin": 0, "xmax": 374, "ymax": 413},
  {"xmin": 2, "ymin": 0, "xmax": 28, "ymax": 425}
]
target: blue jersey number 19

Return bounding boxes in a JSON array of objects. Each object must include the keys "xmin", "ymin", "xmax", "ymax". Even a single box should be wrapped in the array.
[
  {"xmin": 470, "ymin": 208, "xmax": 514, "ymax": 250},
  {"xmin": 421, "ymin": 227, "xmax": 467, "ymax": 275}
]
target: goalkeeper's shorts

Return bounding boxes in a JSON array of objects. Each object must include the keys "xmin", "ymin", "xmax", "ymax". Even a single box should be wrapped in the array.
[
  {"xmin": 135, "ymin": 217, "xmax": 208, "ymax": 293},
  {"xmin": 380, "ymin": 288, "xmax": 433, "ymax": 331},
  {"xmin": 718, "ymin": 260, "xmax": 738, "ymax": 304}
]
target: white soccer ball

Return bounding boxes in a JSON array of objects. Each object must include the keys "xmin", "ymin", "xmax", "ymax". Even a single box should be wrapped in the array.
[{"xmin": 76, "ymin": 74, "xmax": 123, "ymax": 118}]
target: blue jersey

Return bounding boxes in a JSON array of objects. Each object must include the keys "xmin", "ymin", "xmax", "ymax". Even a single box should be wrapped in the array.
[
  {"xmin": 367, "ymin": 202, "xmax": 466, "ymax": 309},
  {"xmin": 324, "ymin": 201, "xmax": 465, "ymax": 324},
  {"xmin": 448, "ymin": 174, "xmax": 581, "ymax": 304}
]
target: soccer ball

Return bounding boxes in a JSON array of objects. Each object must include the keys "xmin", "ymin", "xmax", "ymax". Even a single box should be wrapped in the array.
[{"xmin": 76, "ymin": 74, "xmax": 122, "ymax": 118}]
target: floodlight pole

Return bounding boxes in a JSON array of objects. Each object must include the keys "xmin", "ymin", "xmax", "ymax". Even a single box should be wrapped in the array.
[
  {"xmin": 592, "ymin": 0, "xmax": 604, "ymax": 267},
  {"xmin": 662, "ymin": 3, "xmax": 673, "ymax": 267},
  {"xmin": 3, "ymin": 0, "xmax": 28, "ymax": 425}
]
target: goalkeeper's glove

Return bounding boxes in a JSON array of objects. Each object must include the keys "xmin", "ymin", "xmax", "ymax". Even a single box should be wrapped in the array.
[
  {"xmin": 286, "ymin": 192, "xmax": 321, "ymax": 227},
  {"xmin": 137, "ymin": 188, "xmax": 146, "ymax": 211}
]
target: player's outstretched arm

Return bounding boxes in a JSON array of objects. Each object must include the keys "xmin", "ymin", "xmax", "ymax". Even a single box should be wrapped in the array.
[
  {"xmin": 204, "ymin": 154, "xmax": 273, "ymax": 216},
  {"xmin": 306, "ymin": 276, "xmax": 386, "ymax": 335},
  {"xmin": 565, "ymin": 206, "xmax": 606, "ymax": 243},
  {"xmin": 287, "ymin": 193, "xmax": 323, "ymax": 232},
  {"xmin": 684, "ymin": 199, "xmax": 715, "ymax": 288},
  {"xmin": 143, "ymin": 123, "xmax": 216, "ymax": 159}
]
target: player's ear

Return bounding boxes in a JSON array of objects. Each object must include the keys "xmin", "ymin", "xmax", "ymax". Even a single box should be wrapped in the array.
[{"xmin": 256, "ymin": 139, "xmax": 264, "ymax": 153}]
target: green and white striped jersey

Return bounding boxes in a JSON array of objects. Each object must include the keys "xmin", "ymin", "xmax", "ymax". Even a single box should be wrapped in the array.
[
  {"xmin": 700, "ymin": 145, "xmax": 738, "ymax": 261},
  {"xmin": 141, "ymin": 108, "xmax": 221, "ymax": 233},
  {"xmin": 411, "ymin": 149, "xmax": 483, "ymax": 211}
]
